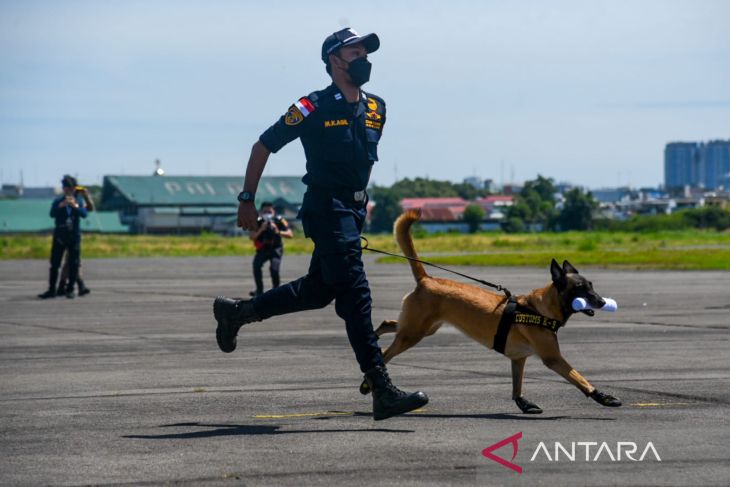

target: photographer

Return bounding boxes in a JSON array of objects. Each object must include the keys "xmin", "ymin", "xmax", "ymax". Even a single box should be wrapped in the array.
[
  {"xmin": 38, "ymin": 175, "xmax": 88, "ymax": 299},
  {"xmin": 57, "ymin": 185, "xmax": 94, "ymax": 296},
  {"xmin": 249, "ymin": 202, "xmax": 292, "ymax": 296}
]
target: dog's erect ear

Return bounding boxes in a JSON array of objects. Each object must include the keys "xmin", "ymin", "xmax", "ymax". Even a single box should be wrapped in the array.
[
  {"xmin": 563, "ymin": 260, "xmax": 579, "ymax": 275},
  {"xmin": 550, "ymin": 258, "xmax": 564, "ymax": 282}
]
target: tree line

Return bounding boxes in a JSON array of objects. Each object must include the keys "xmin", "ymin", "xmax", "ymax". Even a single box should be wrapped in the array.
[{"xmin": 368, "ymin": 176, "xmax": 729, "ymax": 233}]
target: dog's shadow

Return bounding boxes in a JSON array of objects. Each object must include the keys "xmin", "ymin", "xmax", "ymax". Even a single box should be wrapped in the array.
[
  {"xmin": 407, "ymin": 412, "xmax": 616, "ymax": 421},
  {"xmin": 122, "ymin": 421, "xmax": 414, "ymax": 439},
  {"xmin": 339, "ymin": 411, "xmax": 614, "ymax": 421}
]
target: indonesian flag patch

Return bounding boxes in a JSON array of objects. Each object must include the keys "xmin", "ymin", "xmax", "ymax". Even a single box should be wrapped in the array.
[{"xmin": 285, "ymin": 97, "xmax": 315, "ymax": 126}]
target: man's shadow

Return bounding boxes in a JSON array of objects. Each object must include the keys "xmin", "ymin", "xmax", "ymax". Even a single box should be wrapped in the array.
[{"xmin": 122, "ymin": 420, "xmax": 413, "ymax": 440}]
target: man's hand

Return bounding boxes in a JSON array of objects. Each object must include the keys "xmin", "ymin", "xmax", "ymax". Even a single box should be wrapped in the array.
[
  {"xmin": 65, "ymin": 196, "xmax": 79, "ymax": 209},
  {"xmin": 238, "ymin": 201, "xmax": 258, "ymax": 230}
]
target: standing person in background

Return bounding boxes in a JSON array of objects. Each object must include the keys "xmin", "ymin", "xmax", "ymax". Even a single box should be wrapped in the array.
[
  {"xmin": 38, "ymin": 175, "xmax": 88, "ymax": 299},
  {"xmin": 57, "ymin": 185, "xmax": 94, "ymax": 296},
  {"xmin": 249, "ymin": 202, "xmax": 293, "ymax": 297}
]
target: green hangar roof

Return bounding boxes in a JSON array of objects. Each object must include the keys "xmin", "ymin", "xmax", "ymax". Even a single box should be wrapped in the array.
[
  {"xmin": 0, "ymin": 200, "xmax": 129, "ymax": 233},
  {"xmin": 101, "ymin": 175, "xmax": 306, "ymax": 210}
]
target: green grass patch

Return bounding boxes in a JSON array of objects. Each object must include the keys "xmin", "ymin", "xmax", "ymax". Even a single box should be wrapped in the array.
[{"xmin": 2, "ymin": 230, "xmax": 729, "ymax": 270}]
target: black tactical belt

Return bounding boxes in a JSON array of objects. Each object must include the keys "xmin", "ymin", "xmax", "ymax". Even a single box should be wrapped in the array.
[
  {"xmin": 493, "ymin": 297, "xmax": 564, "ymax": 355},
  {"xmin": 309, "ymin": 185, "xmax": 368, "ymax": 204}
]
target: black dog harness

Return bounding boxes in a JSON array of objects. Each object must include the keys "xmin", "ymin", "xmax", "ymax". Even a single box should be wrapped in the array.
[{"xmin": 493, "ymin": 296, "xmax": 565, "ymax": 355}]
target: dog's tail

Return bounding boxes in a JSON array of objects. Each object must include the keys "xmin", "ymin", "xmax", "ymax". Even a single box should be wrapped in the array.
[{"xmin": 394, "ymin": 209, "xmax": 428, "ymax": 282}]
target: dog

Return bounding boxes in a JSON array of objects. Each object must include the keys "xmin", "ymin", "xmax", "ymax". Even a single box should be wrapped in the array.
[{"xmin": 361, "ymin": 210, "xmax": 622, "ymax": 414}]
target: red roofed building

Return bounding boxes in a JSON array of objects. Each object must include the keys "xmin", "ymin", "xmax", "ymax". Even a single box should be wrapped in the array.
[
  {"xmin": 396, "ymin": 196, "xmax": 510, "ymax": 233},
  {"xmin": 400, "ymin": 197, "xmax": 467, "ymax": 212},
  {"xmin": 400, "ymin": 197, "xmax": 468, "ymax": 221}
]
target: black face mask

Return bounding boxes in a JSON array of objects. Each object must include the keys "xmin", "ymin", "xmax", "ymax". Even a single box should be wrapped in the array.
[{"xmin": 345, "ymin": 57, "xmax": 371, "ymax": 86}]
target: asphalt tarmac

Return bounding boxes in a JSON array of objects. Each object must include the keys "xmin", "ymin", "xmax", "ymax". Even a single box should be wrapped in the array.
[{"xmin": 1, "ymin": 255, "xmax": 728, "ymax": 486}]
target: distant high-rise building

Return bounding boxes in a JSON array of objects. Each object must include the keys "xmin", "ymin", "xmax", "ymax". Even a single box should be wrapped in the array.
[
  {"xmin": 664, "ymin": 140, "xmax": 730, "ymax": 190},
  {"xmin": 701, "ymin": 140, "xmax": 730, "ymax": 190},
  {"xmin": 664, "ymin": 142, "xmax": 700, "ymax": 189}
]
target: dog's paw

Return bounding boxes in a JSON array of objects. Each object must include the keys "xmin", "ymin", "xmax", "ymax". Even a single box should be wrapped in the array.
[
  {"xmin": 589, "ymin": 389, "xmax": 622, "ymax": 407},
  {"xmin": 515, "ymin": 396, "xmax": 543, "ymax": 414},
  {"xmin": 359, "ymin": 379, "xmax": 371, "ymax": 395}
]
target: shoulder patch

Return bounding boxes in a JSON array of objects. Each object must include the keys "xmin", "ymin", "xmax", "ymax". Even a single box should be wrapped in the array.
[
  {"xmin": 367, "ymin": 97, "xmax": 379, "ymax": 112},
  {"xmin": 285, "ymin": 105, "xmax": 303, "ymax": 126},
  {"xmin": 366, "ymin": 96, "xmax": 383, "ymax": 122},
  {"xmin": 284, "ymin": 97, "xmax": 316, "ymax": 126}
]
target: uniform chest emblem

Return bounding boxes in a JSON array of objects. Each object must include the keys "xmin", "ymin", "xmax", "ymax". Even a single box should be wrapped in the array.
[{"xmin": 324, "ymin": 119, "xmax": 349, "ymax": 128}]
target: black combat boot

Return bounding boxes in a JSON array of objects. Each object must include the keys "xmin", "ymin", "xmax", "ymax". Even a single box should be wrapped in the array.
[
  {"xmin": 364, "ymin": 365, "xmax": 429, "ymax": 421},
  {"xmin": 214, "ymin": 296, "xmax": 261, "ymax": 353},
  {"xmin": 38, "ymin": 268, "xmax": 59, "ymax": 299},
  {"xmin": 38, "ymin": 288, "xmax": 57, "ymax": 299},
  {"xmin": 77, "ymin": 278, "xmax": 90, "ymax": 296}
]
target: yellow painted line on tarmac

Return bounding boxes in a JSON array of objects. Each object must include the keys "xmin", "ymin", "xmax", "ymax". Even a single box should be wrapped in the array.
[
  {"xmin": 254, "ymin": 411, "xmax": 354, "ymax": 419},
  {"xmin": 253, "ymin": 408, "xmax": 429, "ymax": 419},
  {"xmin": 631, "ymin": 402, "xmax": 691, "ymax": 407}
]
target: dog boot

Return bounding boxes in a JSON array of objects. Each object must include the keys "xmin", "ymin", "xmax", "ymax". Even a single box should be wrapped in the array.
[
  {"xmin": 364, "ymin": 365, "xmax": 428, "ymax": 421},
  {"xmin": 587, "ymin": 389, "xmax": 622, "ymax": 407},
  {"xmin": 515, "ymin": 396, "xmax": 543, "ymax": 414},
  {"xmin": 214, "ymin": 296, "xmax": 261, "ymax": 353}
]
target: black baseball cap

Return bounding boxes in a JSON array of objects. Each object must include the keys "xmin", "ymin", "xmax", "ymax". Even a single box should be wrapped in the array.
[
  {"xmin": 321, "ymin": 27, "xmax": 380, "ymax": 63},
  {"xmin": 61, "ymin": 175, "xmax": 77, "ymax": 188}
]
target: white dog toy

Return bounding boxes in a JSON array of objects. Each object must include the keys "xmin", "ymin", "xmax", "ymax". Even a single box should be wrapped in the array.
[{"xmin": 572, "ymin": 297, "xmax": 618, "ymax": 312}]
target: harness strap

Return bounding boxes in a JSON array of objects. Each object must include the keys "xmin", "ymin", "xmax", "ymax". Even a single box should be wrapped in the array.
[
  {"xmin": 493, "ymin": 296, "xmax": 517, "ymax": 355},
  {"xmin": 493, "ymin": 298, "xmax": 565, "ymax": 355}
]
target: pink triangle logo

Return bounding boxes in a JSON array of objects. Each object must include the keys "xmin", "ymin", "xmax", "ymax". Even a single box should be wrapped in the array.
[{"xmin": 482, "ymin": 432, "xmax": 523, "ymax": 474}]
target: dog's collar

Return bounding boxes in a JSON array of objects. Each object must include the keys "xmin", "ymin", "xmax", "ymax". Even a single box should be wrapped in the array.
[{"xmin": 493, "ymin": 297, "xmax": 565, "ymax": 355}]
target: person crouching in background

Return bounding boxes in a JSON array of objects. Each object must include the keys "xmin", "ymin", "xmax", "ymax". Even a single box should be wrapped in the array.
[{"xmin": 249, "ymin": 202, "xmax": 293, "ymax": 297}]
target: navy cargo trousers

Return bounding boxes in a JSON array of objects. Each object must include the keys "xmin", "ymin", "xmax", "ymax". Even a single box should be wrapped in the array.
[{"xmin": 251, "ymin": 189, "xmax": 384, "ymax": 373}]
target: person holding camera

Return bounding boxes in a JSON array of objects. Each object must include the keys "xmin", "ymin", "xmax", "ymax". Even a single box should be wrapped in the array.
[
  {"xmin": 249, "ymin": 202, "xmax": 292, "ymax": 297},
  {"xmin": 57, "ymin": 185, "xmax": 94, "ymax": 296},
  {"xmin": 38, "ymin": 175, "xmax": 88, "ymax": 299}
]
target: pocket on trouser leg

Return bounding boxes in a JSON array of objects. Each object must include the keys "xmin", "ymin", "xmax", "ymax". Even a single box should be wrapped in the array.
[{"xmin": 319, "ymin": 251, "xmax": 352, "ymax": 285}]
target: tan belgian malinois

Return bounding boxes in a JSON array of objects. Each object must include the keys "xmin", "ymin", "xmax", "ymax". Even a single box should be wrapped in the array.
[{"xmin": 361, "ymin": 210, "xmax": 622, "ymax": 414}]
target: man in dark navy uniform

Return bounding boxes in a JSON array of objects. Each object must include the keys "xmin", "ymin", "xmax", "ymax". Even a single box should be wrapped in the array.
[
  {"xmin": 249, "ymin": 202, "xmax": 292, "ymax": 296},
  {"xmin": 38, "ymin": 175, "xmax": 88, "ymax": 299},
  {"xmin": 214, "ymin": 28, "xmax": 428, "ymax": 420}
]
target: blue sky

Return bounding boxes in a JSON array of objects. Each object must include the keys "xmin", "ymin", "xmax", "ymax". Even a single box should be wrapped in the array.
[{"xmin": 1, "ymin": 0, "xmax": 728, "ymax": 189}]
